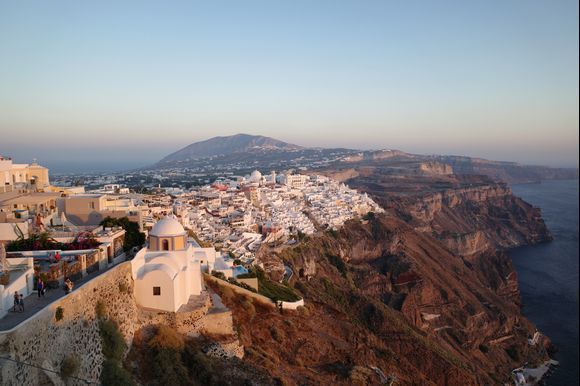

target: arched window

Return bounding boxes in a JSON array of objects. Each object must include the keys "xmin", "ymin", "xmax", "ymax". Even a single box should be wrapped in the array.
[{"xmin": 162, "ymin": 239, "xmax": 169, "ymax": 251}]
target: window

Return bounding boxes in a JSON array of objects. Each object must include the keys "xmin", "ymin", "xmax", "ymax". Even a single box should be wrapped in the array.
[
  {"xmin": 153, "ymin": 287, "xmax": 161, "ymax": 296},
  {"xmin": 162, "ymin": 239, "xmax": 169, "ymax": 251},
  {"xmin": 89, "ymin": 202, "xmax": 95, "ymax": 209}
]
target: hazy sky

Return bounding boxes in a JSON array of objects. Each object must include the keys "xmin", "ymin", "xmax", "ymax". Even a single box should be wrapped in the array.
[{"xmin": 1, "ymin": 0, "xmax": 578, "ymax": 172}]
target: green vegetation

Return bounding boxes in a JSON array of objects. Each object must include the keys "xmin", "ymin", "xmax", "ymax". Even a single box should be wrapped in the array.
[
  {"xmin": 211, "ymin": 271, "xmax": 257, "ymax": 293},
  {"xmin": 99, "ymin": 318, "xmax": 135, "ymax": 386},
  {"xmin": 326, "ymin": 228, "xmax": 339, "ymax": 238},
  {"xmin": 269, "ymin": 325, "xmax": 285, "ymax": 343},
  {"xmin": 362, "ymin": 211, "xmax": 375, "ymax": 221},
  {"xmin": 227, "ymin": 277, "xmax": 257, "ymax": 293},
  {"xmin": 55, "ymin": 307, "xmax": 64, "ymax": 322},
  {"xmin": 210, "ymin": 270, "xmax": 226, "ymax": 280},
  {"xmin": 100, "ymin": 359, "xmax": 135, "ymax": 386},
  {"xmin": 99, "ymin": 319, "xmax": 126, "ymax": 361},
  {"xmin": 236, "ymin": 272, "xmax": 257, "ymax": 279},
  {"xmin": 148, "ymin": 326, "xmax": 188, "ymax": 386},
  {"xmin": 296, "ymin": 230, "xmax": 310, "ymax": 242},
  {"xmin": 100, "ymin": 217, "xmax": 145, "ymax": 252},
  {"xmin": 326, "ymin": 253, "xmax": 348, "ymax": 278},
  {"xmin": 60, "ymin": 356, "xmax": 80, "ymax": 380},
  {"xmin": 7, "ymin": 232, "xmax": 99, "ymax": 252},
  {"xmin": 505, "ymin": 346, "xmax": 520, "ymax": 361},
  {"xmin": 252, "ymin": 267, "xmax": 301, "ymax": 302},
  {"xmin": 258, "ymin": 278, "xmax": 301, "ymax": 302}
]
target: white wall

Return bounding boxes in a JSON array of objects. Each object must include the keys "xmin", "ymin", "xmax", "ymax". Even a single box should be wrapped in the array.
[
  {"xmin": 135, "ymin": 270, "xmax": 176, "ymax": 312},
  {"xmin": 0, "ymin": 262, "xmax": 34, "ymax": 318},
  {"xmin": 0, "ymin": 222, "xmax": 28, "ymax": 242}
]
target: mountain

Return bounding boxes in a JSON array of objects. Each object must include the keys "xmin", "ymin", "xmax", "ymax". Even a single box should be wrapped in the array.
[
  {"xmin": 152, "ymin": 133, "xmax": 577, "ymax": 184},
  {"xmin": 158, "ymin": 134, "xmax": 303, "ymax": 164}
]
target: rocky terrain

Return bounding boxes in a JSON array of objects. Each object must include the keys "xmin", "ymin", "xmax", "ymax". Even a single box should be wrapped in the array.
[{"xmin": 228, "ymin": 165, "xmax": 555, "ymax": 385}]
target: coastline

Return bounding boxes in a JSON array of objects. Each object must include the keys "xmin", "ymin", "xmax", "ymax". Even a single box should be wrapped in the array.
[{"xmin": 508, "ymin": 180, "xmax": 579, "ymax": 386}]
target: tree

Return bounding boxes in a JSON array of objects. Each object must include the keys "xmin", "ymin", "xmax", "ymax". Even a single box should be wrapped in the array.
[{"xmin": 100, "ymin": 217, "xmax": 145, "ymax": 253}]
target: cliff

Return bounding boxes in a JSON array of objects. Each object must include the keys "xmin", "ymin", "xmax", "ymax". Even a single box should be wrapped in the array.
[
  {"xmin": 246, "ymin": 213, "xmax": 549, "ymax": 385},
  {"xmin": 239, "ymin": 171, "xmax": 553, "ymax": 385}
]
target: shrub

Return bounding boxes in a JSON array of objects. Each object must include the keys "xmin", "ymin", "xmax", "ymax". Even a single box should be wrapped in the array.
[
  {"xmin": 327, "ymin": 254, "xmax": 347, "ymax": 278},
  {"xmin": 258, "ymin": 278, "xmax": 301, "ymax": 302},
  {"xmin": 183, "ymin": 348, "xmax": 215, "ymax": 385},
  {"xmin": 100, "ymin": 217, "xmax": 145, "ymax": 252},
  {"xmin": 153, "ymin": 348, "xmax": 188, "ymax": 386},
  {"xmin": 118, "ymin": 282, "xmax": 128, "ymax": 294},
  {"xmin": 60, "ymin": 356, "xmax": 80, "ymax": 379},
  {"xmin": 211, "ymin": 270, "xmax": 226, "ymax": 280},
  {"xmin": 363, "ymin": 212, "xmax": 375, "ymax": 221},
  {"xmin": 100, "ymin": 359, "xmax": 135, "ymax": 386},
  {"xmin": 146, "ymin": 326, "xmax": 188, "ymax": 386},
  {"xmin": 327, "ymin": 228, "xmax": 339, "ymax": 238},
  {"xmin": 241, "ymin": 298, "xmax": 256, "ymax": 318},
  {"xmin": 294, "ymin": 280, "xmax": 308, "ymax": 296},
  {"xmin": 55, "ymin": 307, "xmax": 64, "ymax": 322},
  {"xmin": 269, "ymin": 325, "xmax": 285, "ymax": 343},
  {"xmin": 99, "ymin": 319, "xmax": 126, "ymax": 361},
  {"xmin": 236, "ymin": 272, "xmax": 257, "ymax": 279},
  {"xmin": 95, "ymin": 300, "xmax": 107, "ymax": 319},
  {"xmin": 505, "ymin": 346, "xmax": 520, "ymax": 361},
  {"xmin": 148, "ymin": 325, "xmax": 184, "ymax": 351}
]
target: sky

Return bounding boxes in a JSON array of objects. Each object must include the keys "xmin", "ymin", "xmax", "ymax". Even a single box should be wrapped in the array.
[{"xmin": 0, "ymin": 0, "xmax": 578, "ymax": 172}]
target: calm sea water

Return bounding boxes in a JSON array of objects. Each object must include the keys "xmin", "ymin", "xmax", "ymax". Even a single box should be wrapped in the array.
[{"xmin": 510, "ymin": 180, "xmax": 579, "ymax": 386}]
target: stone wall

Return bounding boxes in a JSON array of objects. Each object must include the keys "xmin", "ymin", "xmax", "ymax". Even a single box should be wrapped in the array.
[
  {"xmin": 0, "ymin": 262, "xmax": 137, "ymax": 386},
  {"xmin": 0, "ymin": 263, "xmax": 242, "ymax": 386}
]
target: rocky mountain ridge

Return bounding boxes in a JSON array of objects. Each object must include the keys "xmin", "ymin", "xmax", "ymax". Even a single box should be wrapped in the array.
[
  {"xmin": 152, "ymin": 134, "xmax": 577, "ymax": 183},
  {"xmin": 158, "ymin": 134, "xmax": 302, "ymax": 164}
]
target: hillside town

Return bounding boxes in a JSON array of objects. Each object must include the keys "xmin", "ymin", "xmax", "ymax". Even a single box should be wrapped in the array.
[
  {"xmin": 0, "ymin": 156, "xmax": 382, "ymax": 318},
  {"xmin": 2, "ymin": 156, "xmax": 382, "ymax": 259}
]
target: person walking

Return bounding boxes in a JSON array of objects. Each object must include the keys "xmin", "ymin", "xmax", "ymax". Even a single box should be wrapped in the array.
[
  {"xmin": 13, "ymin": 291, "xmax": 19, "ymax": 312},
  {"xmin": 37, "ymin": 277, "xmax": 44, "ymax": 297},
  {"xmin": 18, "ymin": 294, "xmax": 24, "ymax": 312}
]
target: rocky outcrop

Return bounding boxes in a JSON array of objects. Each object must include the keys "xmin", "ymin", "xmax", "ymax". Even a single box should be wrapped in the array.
[{"xmin": 418, "ymin": 162, "xmax": 453, "ymax": 175}]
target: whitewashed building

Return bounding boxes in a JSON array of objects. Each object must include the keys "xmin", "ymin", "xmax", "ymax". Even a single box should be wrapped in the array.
[{"xmin": 130, "ymin": 216, "xmax": 219, "ymax": 312}]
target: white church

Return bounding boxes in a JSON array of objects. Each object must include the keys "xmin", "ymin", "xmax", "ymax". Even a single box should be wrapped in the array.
[{"xmin": 130, "ymin": 215, "xmax": 231, "ymax": 312}]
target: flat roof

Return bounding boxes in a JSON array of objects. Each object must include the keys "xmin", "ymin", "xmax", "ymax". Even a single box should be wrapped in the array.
[{"xmin": 1, "ymin": 192, "xmax": 61, "ymax": 205}]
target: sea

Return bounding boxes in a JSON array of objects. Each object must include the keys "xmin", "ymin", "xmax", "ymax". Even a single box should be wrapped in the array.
[{"xmin": 510, "ymin": 179, "xmax": 579, "ymax": 386}]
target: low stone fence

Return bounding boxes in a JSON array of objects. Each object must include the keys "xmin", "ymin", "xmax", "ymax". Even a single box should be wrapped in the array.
[{"xmin": 279, "ymin": 298, "xmax": 305, "ymax": 310}]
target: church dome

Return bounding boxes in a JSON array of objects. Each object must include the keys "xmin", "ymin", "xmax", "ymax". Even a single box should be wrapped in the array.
[{"xmin": 150, "ymin": 216, "xmax": 186, "ymax": 237}]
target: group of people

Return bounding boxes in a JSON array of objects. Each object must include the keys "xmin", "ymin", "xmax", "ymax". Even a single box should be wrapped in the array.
[
  {"xmin": 11, "ymin": 276, "xmax": 76, "ymax": 314},
  {"xmin": 47, "ymin": 251, "xmax": 61, "ymax": 263},
  {"xmin": 12, "ymin": 292, "xmax": 24, "ymax": 312}
]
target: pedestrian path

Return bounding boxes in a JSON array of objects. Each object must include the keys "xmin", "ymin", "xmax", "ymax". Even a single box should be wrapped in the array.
[{"xmin": 0, "ymin": 265, "xmax": 114, "ymax": 331}]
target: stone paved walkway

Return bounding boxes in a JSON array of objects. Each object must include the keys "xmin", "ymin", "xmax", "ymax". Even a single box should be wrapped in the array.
[{"xmin": 0, "ymin": 266, "xmax": 114, "ymax": 331}]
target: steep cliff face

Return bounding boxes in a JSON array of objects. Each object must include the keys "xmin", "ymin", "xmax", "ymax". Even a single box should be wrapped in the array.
[
  {"xmin": 398, "ymin": 183, "xmax": 551, "ymax": 253},
  {"xmin": 245, "ymin": 175, "xmax": 553, "ymax": 385},
  {"xmin": 251, "ymin": 213, "xmax": 549, "ymax": 385}
]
